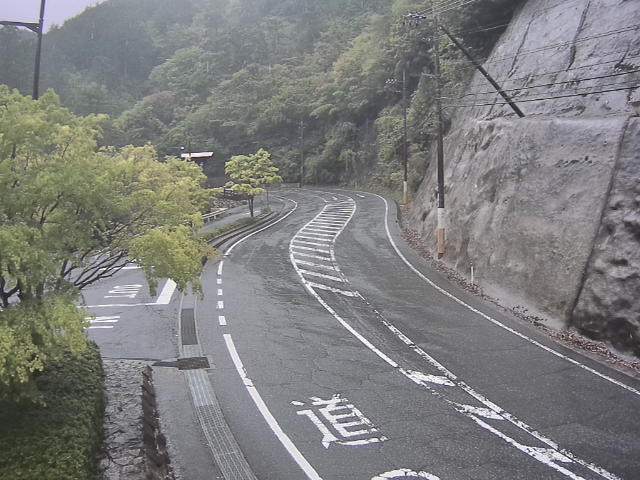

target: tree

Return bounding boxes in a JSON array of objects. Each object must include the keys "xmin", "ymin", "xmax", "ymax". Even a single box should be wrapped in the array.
[
  {"xmin": 225, "ymin": 148, "xmax": 282, "ymax": 217},
  {"xmin": 0, "ymin": 87, "xmax": 213, "ymax": 400}
]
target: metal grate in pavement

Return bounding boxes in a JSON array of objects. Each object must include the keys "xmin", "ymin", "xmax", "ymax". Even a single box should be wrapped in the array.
[{"xmin": 181, "ymin": 308, "xmax": 198, "ymax": 345}]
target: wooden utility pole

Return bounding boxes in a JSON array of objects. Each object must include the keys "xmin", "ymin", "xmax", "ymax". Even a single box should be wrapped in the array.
[{"xmin": 432, "ymin": 8, "xmax": 446, "ymax": 256}]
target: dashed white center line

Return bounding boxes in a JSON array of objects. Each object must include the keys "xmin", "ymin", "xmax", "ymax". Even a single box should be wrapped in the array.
[
  {"xmin": 218, "ymin": 289, "xmax": 223, "ymax": 296},
  {"xmin": 217, "ymin": 278, "xmax": 222, "ymax": 285},
  {"xmin": 217, "ymin": 300, "xmax": 224, "ymax": 309},
  {"xmin": 219, "ymin": 315, "xmax": 227, "ymax": 326}
]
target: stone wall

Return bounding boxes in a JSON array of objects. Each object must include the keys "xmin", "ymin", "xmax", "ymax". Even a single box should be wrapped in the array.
[{"xmin": 408, "ymin": 0, "xmax": 640, "ymax": 353}]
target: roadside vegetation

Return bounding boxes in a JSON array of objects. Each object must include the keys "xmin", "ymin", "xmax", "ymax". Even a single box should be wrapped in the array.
[
  {"xmin": 0, "ymin": 87, "xmax": 215, "ymax": 474},
  {"xmin": 0, "ymin": 344, "xmax": 104, "ymax": 480},
  {"xmin": 2, "ymin": 0, "xmax": 524, "ymax": 192}
]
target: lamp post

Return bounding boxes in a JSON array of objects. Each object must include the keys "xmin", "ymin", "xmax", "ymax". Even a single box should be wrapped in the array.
[{"xmin": 0, "ymin": 0, "xmax": 46, "ymax": 99}]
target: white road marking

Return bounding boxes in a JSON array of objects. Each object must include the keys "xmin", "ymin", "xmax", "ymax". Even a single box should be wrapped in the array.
[
  {"xmin": 156, "ymin": 279, "xmax": 177, "ymax": 304},
  {"xmin": 88, "ymin": 325, "xmax": 115, "ymax": 329},
  {"xmin": 224, "ymin": 334, "xmax": 322, "ymax": 480},
  {"xmin": 295, "ymin": 394, "xmax": 386, "ymax": 448},
  {"xmin": 298, "ymin": 269, "xmax": 344, "ymax": 283},
  {"xmin": 217, "ymin": 300, "xmax": 224, "ymax": 309},
  {"xmin": 307, "ymin": 282, "xmax": 358, "ymax": 297},
  {"xmin": 295, "ymin": 237, "xmax": 332, "ymax": 244},
  {"xmin": 291, "ymin": 252, "xmax": 332, "ymax": 261},
  {"xmin": 105, "ymin": 284, "xmax": 142, "ymax": 299},
  {"xmin": 402, "ymin": 369, "xmax": 455, "ymax": 387},
  {"xmin": 372, "ymin": 469, "xmax": 440, "ymax": 479},
  {"xmin": 219, "ymin": 315, "xmax": 227, "ymax": 326},
  {"xmin": 291, "ymin": 245, "xmax": 331, "ymax": 254},
  {"xmin": 225, "ymin": 200, "xmax": 298, "ymax": 255},
  {"xmin": 288, "ymin": 191, "xmax": 622, "ymax": 480},
  {"xmin": 301, "ymin": 230, "xmax": 334, "ymax": 237},
  {"xmin": 217, "ymin": 278, "xmax": 222, "ymax": 285},
  {"xmin": 217, "ymin": 261, "xmax": 224, "ymax": 276},
  {"xmin": 307, "ymin": 225, "xmax": 342, "ymax": 231},
  {"xmin": 218, "ymin": 289, "xmax": 223, "ymax": 296},
  {"xmin": 294, "ymin": 260, "xmax": 338, "ymax": 271},
  {"xmin": 310, "ymin": 220, "xmax": 344, "ymax": 227},
  {"xmin": 372, "ymin": 194, "xmax": 640, "ymax": 398}
]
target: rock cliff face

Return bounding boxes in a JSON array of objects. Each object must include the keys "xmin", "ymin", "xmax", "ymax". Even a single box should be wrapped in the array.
[{"xmin": 408, "ymin": 0, "xmax": 640, "ymax": 354}]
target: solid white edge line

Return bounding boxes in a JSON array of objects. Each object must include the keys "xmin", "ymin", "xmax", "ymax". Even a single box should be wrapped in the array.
[
  {"xmin": 156, "ymin": 279, "xmax": 177, "ymax": 304},
  {"xmin": 371, "ymin": 193, "xmax": 640, "ymax": 397},
  {"xmin": 224, "ymin": 334, "xmax": 322, "ymax": 480},
  {"xmin": 224, "ymin": 199, "xmax": 298, "ymax": 256}
]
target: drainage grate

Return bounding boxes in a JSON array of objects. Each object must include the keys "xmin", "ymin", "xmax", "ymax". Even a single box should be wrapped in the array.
[
  {"xmin": 181, "ymin": 308, "xmax": 197, "ymax": 345},
  {"xmin": 178, "ymin": 356, "xmax": 210, "ymax": 370}
]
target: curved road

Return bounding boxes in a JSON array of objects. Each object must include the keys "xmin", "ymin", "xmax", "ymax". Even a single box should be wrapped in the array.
[{"xmin": 90, "ymin": 188, "xmax": 640, "ymax": 480}]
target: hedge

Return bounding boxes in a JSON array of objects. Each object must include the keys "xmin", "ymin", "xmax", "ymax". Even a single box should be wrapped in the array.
[{"xmin": 0, "ymin": 344, "xmax": 105, "ymax": 480}]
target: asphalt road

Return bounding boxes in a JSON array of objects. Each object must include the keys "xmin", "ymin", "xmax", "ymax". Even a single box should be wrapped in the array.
[{"xmin": 87, "ymin": 188, "xmax": 640, "ymax": 480}]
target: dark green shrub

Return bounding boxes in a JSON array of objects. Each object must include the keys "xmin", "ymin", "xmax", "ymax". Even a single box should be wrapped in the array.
[{"xmin": 0, "ymin": 344, "xmax": 105, "ymax": 480}]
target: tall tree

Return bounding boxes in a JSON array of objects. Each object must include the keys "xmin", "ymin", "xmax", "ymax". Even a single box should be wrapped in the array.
[
  {"xmin": 225, "ymin": 148, "xmax": 282, "ymax": 217},
  {"xmin": 0, "ymin": 87, "xmax": 213, "ymax": 400}
]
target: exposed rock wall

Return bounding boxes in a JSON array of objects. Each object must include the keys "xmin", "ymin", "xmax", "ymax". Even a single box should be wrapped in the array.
[
  {"xmin": 571, "ymin": 118, "xmax": 640, "ymax": 355},
  {"xmin": 408, "ymin": 0, "xmax": 640, "ymax": 353}
]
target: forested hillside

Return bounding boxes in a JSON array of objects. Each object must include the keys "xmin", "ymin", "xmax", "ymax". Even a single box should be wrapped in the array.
[{"xmin": 0, "ymin": 0, "xmax": 522, "ymax": 187}]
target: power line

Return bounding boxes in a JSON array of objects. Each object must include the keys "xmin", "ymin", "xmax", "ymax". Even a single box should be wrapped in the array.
[
  {"xmin": 440, "ymin": 23, "xmax": 640, "ymax": 76},
  {"xmin": 458, "ymin": 51, "xmax": 640, "ymax": 90},
  {"xmin": 455, "ymin": 69, "xmax": 640, "ymax": 99},
  {"xmin": 444, "ymin": 83, "xmax": 640, "ymax": 108}
]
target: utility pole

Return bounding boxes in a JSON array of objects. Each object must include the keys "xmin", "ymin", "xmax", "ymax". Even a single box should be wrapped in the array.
[
  {"xmin": 299, "ymin": 119, "xmax": 305, "ymax": 187},
  {"xmin": 33, "ymin": 0, "xmax": 46, "ymax": 100},
  {"xmin": 402, "ymin": 69, "xmax": 409, "ymax": 205},
  {"xmin": 432, "ymin": 9, "xmax": 446, "ymax": 257},
  {"xmin": 0, "ymin": 0, "xmax": 47, "ymax": 99}
]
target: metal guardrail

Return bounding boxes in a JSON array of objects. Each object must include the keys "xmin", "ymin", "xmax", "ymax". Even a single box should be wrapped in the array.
[{"xmin": 202, "ymin": 208, "xmax": 228, "ymax": 223}]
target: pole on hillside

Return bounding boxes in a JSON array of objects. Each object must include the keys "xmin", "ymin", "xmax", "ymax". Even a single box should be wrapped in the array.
[
  {"xmin": 402, "ymin": 69, "xmax": 409, "ymax": 205},
  {"xmin": 433, "ymin": 13, "xmax": 446, "ymax": 256},
  {"xmin": 299, "ymin": 119, "xmax": 305, "ymax": 187},
  {"xmin": 33, "ymin": 0, "xmax": 46, "ymax": 99}
]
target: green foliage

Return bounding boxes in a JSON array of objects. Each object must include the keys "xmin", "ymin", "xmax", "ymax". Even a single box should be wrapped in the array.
[
  {"xmin": 0, "ymin": 87, "xmax": 213, "ymax": 398},
  {"xmin": 0, "ymin": 0, "xmax": 524, "ymax": 193},
  {"xmin": 0, "ymin": 344, "xmax": 104, "ymax": 479},
  {"xmin": 225, "ymin": 149, "xmax": 282, "ymax": 216}
]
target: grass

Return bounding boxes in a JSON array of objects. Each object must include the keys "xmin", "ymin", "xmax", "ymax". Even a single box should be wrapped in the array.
[{"xmin": 0, "ymin": 344, "xmax": 105, "ymax": 480}]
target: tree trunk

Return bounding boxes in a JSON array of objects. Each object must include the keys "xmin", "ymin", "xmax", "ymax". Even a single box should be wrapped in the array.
[{"xmin": 249, "ymin": 196, "xmax": 254, "ymax": 217}]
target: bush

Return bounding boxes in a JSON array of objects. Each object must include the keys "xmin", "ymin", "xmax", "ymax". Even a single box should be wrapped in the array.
[{"xmin": 0, "ymin": 344, "xmax": 105, "ymax": 480}]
